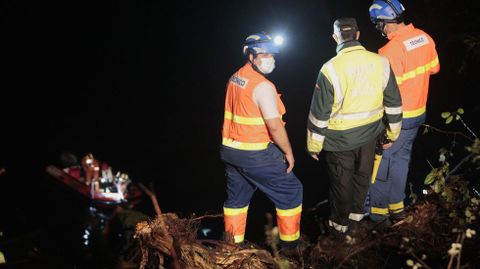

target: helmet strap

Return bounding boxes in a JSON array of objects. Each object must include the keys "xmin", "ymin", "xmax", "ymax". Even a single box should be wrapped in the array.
[
  {"xmin": 247, "ymin": 52, "xmax": 256, "ymax": 64},
  {"xmin": 375, "ymin": 20, "xmax": 387, "ymax": 37}
]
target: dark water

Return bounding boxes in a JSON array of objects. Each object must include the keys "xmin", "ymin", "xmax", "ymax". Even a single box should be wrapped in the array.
[{"xmin": 0, "ymin": 170, "xmax": 128, "ymax": 268}]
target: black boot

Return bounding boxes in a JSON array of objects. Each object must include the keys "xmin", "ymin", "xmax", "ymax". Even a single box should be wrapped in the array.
[
  {"xmin": 390, "ymin": 210, "xmax": 407, "ymax": 223},
  {"xmin": 278, "ymin": 240, "xmax": 301, "ymax": 259}
]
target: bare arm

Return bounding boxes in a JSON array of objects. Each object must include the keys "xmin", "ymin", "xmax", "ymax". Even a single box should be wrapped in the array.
[
  {"xmin": 253, "ymin": 82, "xmax": 294, "ymax": 173},
  {"xmin": 265, "ymin": 118, "xmax": 294, "ymax": 173}
]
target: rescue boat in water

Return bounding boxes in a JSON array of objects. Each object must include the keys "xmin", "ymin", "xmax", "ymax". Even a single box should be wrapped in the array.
[{"xmin": 45, "ymin": 153, "xmax": 141, "ymax": 206}]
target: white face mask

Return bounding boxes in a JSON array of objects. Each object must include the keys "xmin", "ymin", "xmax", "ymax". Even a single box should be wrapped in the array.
[{"xmin": 257, "ymin": 57, "xmax": 275, "ymax": 74}]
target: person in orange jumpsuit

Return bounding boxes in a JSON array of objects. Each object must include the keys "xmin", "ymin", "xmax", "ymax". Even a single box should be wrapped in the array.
[
  {"xmin": 220, "ymin": 32, "xmax": 303, "ymax": 253},
  {"xmin": 368, "ymin": 0, "xmax": 440, "ymax": 222}
]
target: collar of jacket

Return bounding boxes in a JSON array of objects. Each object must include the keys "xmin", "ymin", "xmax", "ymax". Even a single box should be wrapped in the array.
[
  {"xmin": 387, "ymin": 23, "xmax": 415, "ymax": 40},
  {"xmin": 336, "ymin": 40, "xmax": 365, "ymax": 54}
]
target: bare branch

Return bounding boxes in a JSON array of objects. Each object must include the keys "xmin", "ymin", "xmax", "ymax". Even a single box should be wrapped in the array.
[
  {"xmin": 422, "ymin": 124, "xmax": 475, "ymax": 142},
  {"xmin": 191, "ymin": 214, "xmax": 223, "ymax": 221}
]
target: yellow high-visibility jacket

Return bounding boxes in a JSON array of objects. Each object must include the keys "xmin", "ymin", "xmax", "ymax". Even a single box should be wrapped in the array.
[{"xmin": 307, "ymin": 41, "xmax": 403, "ymax": 153}]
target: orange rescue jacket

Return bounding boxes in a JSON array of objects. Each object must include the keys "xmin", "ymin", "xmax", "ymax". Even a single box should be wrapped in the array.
[
  {"xmin": 222, "ymin": 63, "xmax": 286, "ymax": 150},
  {"xmin": 379, "ymin": 23, "xmax": 440, "ymax": 118}
]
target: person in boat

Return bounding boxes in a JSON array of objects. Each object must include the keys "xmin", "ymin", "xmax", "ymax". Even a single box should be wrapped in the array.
[{"xmin": 82, "ymin": 153, "xmax": 100, "ymax": 192}]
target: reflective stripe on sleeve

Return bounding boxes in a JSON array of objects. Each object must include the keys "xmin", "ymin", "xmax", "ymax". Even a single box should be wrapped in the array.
[
  {"xmin": 385, "ymin": 106, "xmax": 402, "ymax": 115},
  {"xmin": 389, "ymin": 122, "xmax": 402, "ymax": 132},
  {"xmin": 381, "ymin": 57, "xmax": 391, "ymax": 90},
  {"xmin": 307, "ymin": 129, "xmax": 324, "ymax": 143},
  {"xmin": 308, "ymin": 112, "xmax": 329, "ymax": 129}
]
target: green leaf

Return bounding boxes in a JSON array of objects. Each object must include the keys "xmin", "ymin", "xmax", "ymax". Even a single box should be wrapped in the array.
[
  {"xmin": 457, "ymin": 108, "xmax": 464, "ymax": 114},
  {"xmin": 456, "ymin": 114, "xmax": 460, "ymax": 120},
  {"xmin": 441, "ymin": 112, "xmax": 451, "ymax": 118},
  {"xmin": 434, "ymin": 180, "xmax": 442, "ymax": 193},
  {"xmin": 424, "ymin": 170, "xmax": 437, "ymax": 185},
  {"xmin": 446, "ymin": 116, "xmax": 453, "ymax": 124}
]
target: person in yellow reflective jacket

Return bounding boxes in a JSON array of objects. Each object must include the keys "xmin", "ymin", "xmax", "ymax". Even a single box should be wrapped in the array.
[
  {"xmin": 221, "ymin": 32, "xmax": 303, "ymax": 251},
  {"xmin": 307, "ymin": 18, "xmax": 402, "ymax": 237},
  {"xmin": 368, "ymin": 0, "xmax": 440, "ymax": 222}
]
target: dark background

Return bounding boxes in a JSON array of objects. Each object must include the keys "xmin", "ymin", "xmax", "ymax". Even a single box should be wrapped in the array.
[{"xmin": 1, "ymin": 0, "xmax": 479, "ymax": 258}]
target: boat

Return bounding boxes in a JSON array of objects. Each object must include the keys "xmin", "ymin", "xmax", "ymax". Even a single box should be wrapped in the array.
[{"xmin": 45, "ymin": 153, "xmax": 142, "ymax": 207}]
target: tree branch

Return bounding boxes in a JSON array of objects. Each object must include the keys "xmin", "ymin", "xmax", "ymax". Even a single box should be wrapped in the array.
[
  {"xmin": 422, "ymin": 124, "xmax": 475, "ymax": 143},
  {"xmin": 445, "ymin": 153, "xmax": 474, "ymax": 182}
]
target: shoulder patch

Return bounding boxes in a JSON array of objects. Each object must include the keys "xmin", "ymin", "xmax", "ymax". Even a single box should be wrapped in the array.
[
  {"xmin": 230, "ymin": 75, "xmax": 249, "ymax": 89},
  {"xmin": 403, "ymin": 34, "xmax": 429, "ymax": 51}
]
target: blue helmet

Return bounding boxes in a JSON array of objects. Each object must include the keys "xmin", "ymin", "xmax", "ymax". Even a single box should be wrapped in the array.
[
  {"xmin": 369, "ymin": 0, "xmax": 405, "ymax": 23},
  {"xmin": 242, "ymin": 32, "xmax": 279, "ymax": 56}
]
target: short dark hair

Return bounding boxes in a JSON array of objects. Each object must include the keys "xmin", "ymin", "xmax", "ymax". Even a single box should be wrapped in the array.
[
  {"xmin": 334, "ymin": 17, "xmax": 358, "ymax": 42},
  {"xmin": 338, "ymin": 30, "xmax": 357, "ymax": 42}
]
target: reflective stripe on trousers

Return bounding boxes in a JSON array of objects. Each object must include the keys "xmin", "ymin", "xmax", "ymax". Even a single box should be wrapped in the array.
[
  {"xmin": 324, "ymin": 138, "xmax": 376, "ymax": 227},
  {"xmin": 221, "ymin": 144, "xmax": 303, "ymax": 243},
  {"xmin": 368, "ymin": 115, "xmax": 425, "ymax": 220}
]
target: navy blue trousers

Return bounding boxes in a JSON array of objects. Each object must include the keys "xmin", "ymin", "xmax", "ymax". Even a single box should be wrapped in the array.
[
  {"xmin": 369, "ymin": 114, "xmax": 425, "ymax": 220},
  {"xmin": 220, "ymin": 143, "xmax": 303, "ymax": 210}
]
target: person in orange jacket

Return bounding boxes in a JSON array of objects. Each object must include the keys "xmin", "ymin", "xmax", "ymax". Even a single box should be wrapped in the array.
[
  {"xmin": 220, "ymin": 32, "xmax": 303, "ymax": 252},
  {"xmin": 368, "ymin": 0, "xmax": 440, "ymax": 222}
]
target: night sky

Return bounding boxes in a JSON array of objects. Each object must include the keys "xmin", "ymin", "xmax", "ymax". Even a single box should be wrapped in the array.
[{"xmin": 2, "ymin": 0, "xmax": 479, "ymax": 242}]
